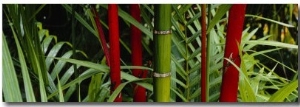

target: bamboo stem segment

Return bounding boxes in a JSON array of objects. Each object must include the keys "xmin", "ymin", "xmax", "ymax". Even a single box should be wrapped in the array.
[
  {"xmin": 108, "ymin": 4, "xmax": 122, "ymax": 102},
  {"xmin": 200, "ymin": 4, "xmax": 207, "ymax": 102},
  {"xmin": 130, "ymin": 4, "xmax": 147, "ymax": 102},
  {"xmin": 220, "ymin": 4, "xmax": 247, "ymax": 102},
  {"xmin": 153, "ymin": 4, "xmax": 172, "ymax": 102}
]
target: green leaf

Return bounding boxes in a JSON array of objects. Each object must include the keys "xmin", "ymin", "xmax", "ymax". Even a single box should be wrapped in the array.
[
  {"xmin": 268, "ymin": 80, "xmax": 298, "ymax": 102},
  {"xmin": 47, "ymin": 58, "xmax": 153, "ymax": 99},
  {"xmin": 45, "ymin": 42, "xmax": 72, "ymax": 70},
  {"xmin": 53, "ymin": 57, "xmax": 109, "ymax": 73},
  {"xmin": 2, "ymin": 34, "xmax": 23, "ymax": 102},
  {"xmin": 41, "ymin": 35, "xmax": 57, "ymax": 53},
  {"xmin": 207, "ymin": 4, "xmax": 232, "ymax": 33},
  {"xmin": 245, "ymin": 40, "xmax": 298, "ymax": 49},
  {"xmin": 245, "ymin": 14, "xmax": 295, "ymax": 27},
  {"xmin": 56, "ymin": 74, "xmax": 64, "ymax": 102},
  {"xmin": 61, "ymin": 4, "xmax": 97, "ymax": 37},
  {"xmin": 241, "ymin": 27, "xmax": 259, "ymax": 48},
  {"xmin": 50, "ymin": 50, "xmax": 86, "ymax": 80},
  {"xmin": 60, "ymin": 65, "xmax": 81, "ymax": 85},
  {"xmin": 37, "ymin": 64, "xmax": 48, "ymax": 102},
  {"xmin": 170, "ymin": 87, "xmax": 188, "ymax": 102},
  {"xmin": 64, "ymin": 85, "xmax": 76, "ymax": 101},
  {"xmin": 120, "ymin": 66, "xmax": 153, "ymax": 71},
  {"xmin": 100, "ymin": 4, "xmax": 153, "ymax": 40},
  {"xmin": 107, "ymin": 78, "xmax": 151, "ymax": 102},
  {"xmin": 12, "ymin": 24, "xmax": 36, "ymax": 102},
  {"xmin": 47, "ymin": 69, "xmax": 101, "ymax": 99}
]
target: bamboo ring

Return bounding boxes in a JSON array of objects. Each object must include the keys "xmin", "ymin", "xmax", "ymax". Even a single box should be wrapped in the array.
[
  {"xmin": 153, "ymin": 72, "xmax": 171, "ymax": 78},
  {"xmin": 154, "ymin": 30, "xmax": 172, "ymax": 35}
]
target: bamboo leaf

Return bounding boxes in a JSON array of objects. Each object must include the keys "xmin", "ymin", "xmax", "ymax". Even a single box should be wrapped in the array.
[
  {"xmin": 11, "ymin": 24, "xmax": 36, "ymax": 102},
  {"xmin": 171, "ymin": 77, "xmax": 187, "ymax": 88},
  {"xmin": 249, "ymin": 48, "xmax": 282, "ymax": 57},
  {"xmin": 60, "ymin": 65, "xmax": 81, "ymax": 85},
  {"xmin": 61, "ymin": 4, "xmax": 97, "ymax": 37},
  {"xmin": 50, "ymin": 50, "xmax": 86, "ymax": 80},
  {"xmin": 107, "ymin": 78, "xmax": 151, "ymax": 102},
  {"xmin": 53, "ymin": 58, "xmax": 109, "ymax": 73},
  {"xmin": 207, "ymin": 4, "xmax": 232, "ymax": 33},
  {"xmin": 190, "ymin": 88, "xmax": 200, "ymax": 100},
  {"xmin": 170, "ymin": 88, "xmax": 188, "ymax": 102},
  {"xmin": 37, "ymin": 64, "xmax": 48, "ymax": 102},
  {"xmin": 120, "ymin": 66, "xmax": 153, "ymax": 71},
  {"xmin": 41, "ymin": 35, "xmax": 57, "ymax": 53},
  {"xmin": 187, "ymin": 48, "xmax": 201, "ymax": 61},
  {"xmin": 243, "ymin": 35, "xmax": 271, "ymax": 51},
  {"xmin": 53, "ymin": 57, "xmax": 153, "ymax": 90},
  {"xmin": 47, "ymin": 58, "xmax": 153, "ymax": 99},
  {"xmin": 241, "ymin": 27, "xmax": 259, "ymax": 48},
  {"xmin": 246, "ymin": 40, "xmax": 298, "ymax": 49},
  {"xmin": 100, "ymin": 4, "xmax": 153, "ymax": 40},
  {"xmin": 239, "ymin": 76, "xmax": 257, "ymax": 102},
  {"xmin": 120, "ymin": 72, "xmax": 153, "ymax": 91},
  {"xmin": 245, "ymin": 14, "xmax": 295, "ymax": 27},
  {"xmin": 64, "ymin": 85, "xmax": 76, "ymax": 101},
  {"xmin": 56, "ymin": 74, "xmax": 64, "ymax": 102},
  {"xmin": 268, "ymin": 80, "xmax": 298, "ymax": 102},
  {"xmin": 47, "ymin": 69, "xmax": 101, "ymax": 99},
  {"xmin": 2, "ymin": 34, "xmax": 23, "ymax": 102},
  {"xmin": 45, "ymin": 42, "xmax": 73, "ymax": 70}
]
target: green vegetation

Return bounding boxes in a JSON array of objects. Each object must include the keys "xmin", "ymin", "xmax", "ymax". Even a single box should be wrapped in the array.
[{"xmin": 2, "ymin": 4, "xmax": 298, "ymax": 102}]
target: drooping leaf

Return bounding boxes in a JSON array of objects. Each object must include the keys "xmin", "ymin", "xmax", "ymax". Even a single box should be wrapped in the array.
[{"xmin": 268, "ymin": 80, "xmax": 298, "ymax": 102}]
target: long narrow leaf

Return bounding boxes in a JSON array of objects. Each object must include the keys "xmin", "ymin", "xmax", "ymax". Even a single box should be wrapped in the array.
[
  {"xmin": 207, "ymin": 4, "xmax": 232, "ymax": 33},
  {"xmin": 2, "ymin": 34, "xmax": 23, "ymax": 102},
  {"xmin": 11, "ymin": 24, "xmax": 36, "ymax": 102},
  {"xmin": 245, "ymin": 40, "xmax": 298, "ymax": 49},
  {"xmin": 268, "ymin": 80, "xmax": 298, "ymax": 102}
]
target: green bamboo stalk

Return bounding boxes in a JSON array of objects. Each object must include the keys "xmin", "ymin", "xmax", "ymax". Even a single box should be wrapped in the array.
[
  {"xmin": 206, "ymin": 4, "xmax": 211, "ymax": 102},
  {"xmin": 153, "ymin": 4, "xmax": 172, "ymax": 102}
]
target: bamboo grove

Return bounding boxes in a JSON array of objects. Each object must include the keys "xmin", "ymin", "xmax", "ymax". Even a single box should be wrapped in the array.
[{"xmin": 2, "ymin": 4, "xmax": 298, "ymax": 102}]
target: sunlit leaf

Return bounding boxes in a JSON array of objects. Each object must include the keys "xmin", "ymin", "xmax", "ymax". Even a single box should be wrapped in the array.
[{"xmin": 268, "ymin": 80, "xmax": 298, "ymax": 102}]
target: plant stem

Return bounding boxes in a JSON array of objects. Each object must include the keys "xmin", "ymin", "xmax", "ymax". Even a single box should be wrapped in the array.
[
  {"xmin": 108, "ymin": 4, "xmax": 122, "ymax": 102},
  {"xmin": 220, "ymin": 4, "xmax": 247, "ymax": 102},
  {"xmin": 153, "ymin": 4, "xmax": 172, "ymax": 102},
  {"xmin": 130, "ymin": 4, "xmax": 147, "ymax": 102},
  {"xmin": 200, "ymin": 4, "xmax": 207, "ymax": 102},
  {"xmin": 206, "ymin": 4, "xmax": 212, "ymax": 102},
  {"xmin": 91, "ymin": 6, "xmax": 111, "ymax": 66}
]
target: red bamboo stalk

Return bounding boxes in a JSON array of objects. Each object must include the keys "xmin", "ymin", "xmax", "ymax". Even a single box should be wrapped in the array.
[
  {"xmin": 200, "ymin": 4, "xmax": 207, "ymax": 102},
  {"xmin": 108, "ymin": 4, "xmax": 122, "ymax": 102},
  {"xmin": 130, "ymin": 4, "xmax": 147, "ymax": 102},
  {"xmin": 91, "ymin": 6, "xmax": 110, "ymax": 66},
  {"xmin": 219, "ymin": 4, "xmax": 247, "ymax": 102}
]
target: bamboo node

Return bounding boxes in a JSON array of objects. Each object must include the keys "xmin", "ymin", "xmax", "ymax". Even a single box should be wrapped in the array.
[
  {"xmin": 154, "ymin": 30, "xmax": 172, "ymax": 35},
  {"xmin": 153, "ymin": 72, "xmax": 171, "ymax": 78}
]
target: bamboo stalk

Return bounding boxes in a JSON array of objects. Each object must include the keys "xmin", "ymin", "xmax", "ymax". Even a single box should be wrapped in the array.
[
  {"xmin": 200, "ymin": 4, "xmax": 207, "ymax": 102},
  {"xmin": 220, "ymin": 4, "xmax": 247, "ymax": 102},
  {"xmin": 108, "ymin": 4, "xmax": 122, "ymax": 102},
  {"xmin": 130, "ymin": 4, "xmax": 147, "ymax": 102},
  {"xmin": 91, "ymin": 6, "xmax": 111, "ymax": 66},
  {"xmin": 153, "ymin": 4, "xmax": 172, "ymax": 102}
]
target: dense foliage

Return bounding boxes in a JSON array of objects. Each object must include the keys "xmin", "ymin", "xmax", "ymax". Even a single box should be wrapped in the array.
[{"xmin": 2, "ymin": 4, "xmax": 298, "ymax": 102}]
